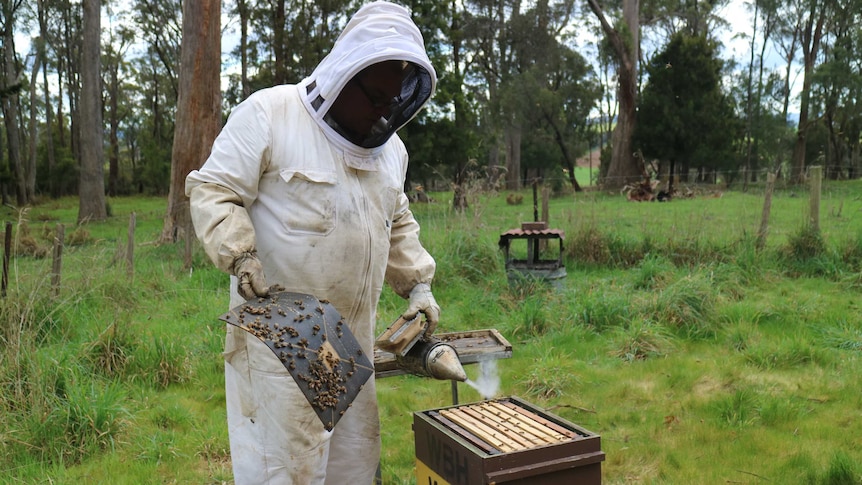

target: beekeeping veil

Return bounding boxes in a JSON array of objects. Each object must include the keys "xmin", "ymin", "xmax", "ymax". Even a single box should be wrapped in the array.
[{"xmin": 297, "ymin": 1, "xmax": 436, "ymax": 151}]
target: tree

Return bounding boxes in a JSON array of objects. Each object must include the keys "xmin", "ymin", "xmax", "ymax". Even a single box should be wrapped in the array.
[
  {"xmin": 634, "ymin": 33, "xmax": 739, "ymax": 191},
  {"xmin": 812, "ymin": 0, "xmax": 862, "ymax": 180},
  {"xmin": 36, "ymin": 0, "xmax": 57, "ymax": 197},
  {"xmin": 160, "ymin": 0, "xmax": 221, "ymax": 244},
  {"xmin": 131, "ymin": 0, "xmax": 182, "ymax": 195},
  {"xmin": 741, "ymin": 0, "xmax": 781, "ymax": 186},
  {"xmin": 104, "ymin": 5, "xmax": 136, "ymax": 196},
  {"xmin": 586, "ymin": 0, "xmax": 643, "ymax": 189},
  {"xmin": 1, "ymin": 0, "xmax": 26, "ymax": 206},
  {"xmin": 789, "ymin": 0, "xmax": 829, "ymax": 184},
  {"xmin": 78, "ymin": 0, "xmax": 107, "ymax": 222},
  {"xmin": 511, "ymin": 5, "xmax": 601, "ymax": 191}
]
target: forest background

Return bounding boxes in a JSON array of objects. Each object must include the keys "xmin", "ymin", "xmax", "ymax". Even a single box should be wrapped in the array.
[{"xmin": 2, "ymin": 0, "xmax": 862, "ymax": 228}]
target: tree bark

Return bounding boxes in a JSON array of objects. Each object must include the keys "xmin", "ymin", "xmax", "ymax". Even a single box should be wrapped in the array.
[
  {"xmin": 544, "ymin": 113, "xmax": 582, "ymax": 191},
  {"xmin": 2, "ymin": 1, "xmax": 26, "ymax": 206},
  {"xmin": 38, "ymin": 0, "xmax": 57, "ymax": 197},
  {"xmin": 273, "ymin": 0, "xmax": 286, "ymax": 85},
  {"xmin": 108, "ymin": 56, "xmax": 120, "ymax": 196},
  {"xmin": 586, "ymin": 0, "xmax": 642, "ymax": 190},
  {"xmin": 160, "ymin": 0, "xmax": 222, "ymax": 243},
  {"xmin": 27, "ymin": 40, "xmax": 39, "ymax": 203},
  {"xmin": 78, "ymin": 0, "xmax": 107, "ymax": 222},
  {"xmin": 450, "ymin": 0, "xmax": 469, "ymax": 211},
  {"xmin": 790, "ymin": 2, "xmax": 825, "ymax": 184},
  {"xmin": 505, "ymin": 125, "xmax": 522, "ymax": 190},
  {"xmin": 238, "ymin": 0, "xmax": 250, "ymax": 99}
]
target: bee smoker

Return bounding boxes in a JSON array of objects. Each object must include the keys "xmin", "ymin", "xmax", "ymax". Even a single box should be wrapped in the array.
[
  {"xmin": 394, "ymin": 338, "xmax": 467, "ymax": 382},
  {"xmin": 376, "ymin": 315, "xmax": 467, "ymax": 381}
]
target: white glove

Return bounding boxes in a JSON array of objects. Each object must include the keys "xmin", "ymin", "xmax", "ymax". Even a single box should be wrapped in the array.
[
  {"xmin": 402, "ymin": 283, "xmax": 440, "ymax": 337},
  {"xmin": 232, "ymin": 252, "xmax": 282, "ymax": 300}
]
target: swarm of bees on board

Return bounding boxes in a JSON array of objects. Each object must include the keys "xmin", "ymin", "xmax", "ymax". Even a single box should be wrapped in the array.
[{"xmin": 218, "ymin": 292, "xmax": 374, "ymax": 431}]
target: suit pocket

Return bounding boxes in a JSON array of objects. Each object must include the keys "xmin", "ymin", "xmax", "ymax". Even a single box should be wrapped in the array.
[{"xmin": 278, "ymin": 169, "xmax": 338, "ymax": 236}]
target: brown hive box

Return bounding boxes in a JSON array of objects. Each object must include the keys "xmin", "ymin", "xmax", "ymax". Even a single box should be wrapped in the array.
[{"xmin": 414, "ymin": 396, "xmax": 604, "ymax": 484}]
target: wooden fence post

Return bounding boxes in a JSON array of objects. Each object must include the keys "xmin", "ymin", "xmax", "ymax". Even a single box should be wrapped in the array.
[
  {"xmin": 2, "ymin": 221, "xmax": 11, "ymax": 297},
  {"xmin": 540, "ymin": 186, "xmax": 550, "ymax": 253},
  {"xmin": 809, "ymin": 166, "xmax": 822, "ymax": 232},
  {"xmin": 127, "ymin": 212, "xmax": 136, "ymax": 278},
  {"xmin": 51, "ymin": 224, "xmax": 65, "ymax": 298},
  {"xmin": 756, "ymin": 173, "xmax": 776, "ymax": 250}
]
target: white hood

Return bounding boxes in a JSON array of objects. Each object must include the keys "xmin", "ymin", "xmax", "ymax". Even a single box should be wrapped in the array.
[{"xmin": 297, "ymin": 1, "xmax": 436, "ymax": 155}]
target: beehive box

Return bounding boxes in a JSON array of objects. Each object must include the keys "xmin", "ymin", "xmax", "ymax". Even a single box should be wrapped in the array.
[{"xmin": 414, "ymin": 396, "xmax": 604, "ymax": 485}]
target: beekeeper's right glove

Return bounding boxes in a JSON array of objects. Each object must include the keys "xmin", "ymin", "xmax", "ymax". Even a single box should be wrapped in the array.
[
  {"xmin": 232, "ymin": 251, "xmax": 276, "ymax": 300},
  {"xmin": 402, "ymin": 283, "xmax": 440, "ymax": 337}
]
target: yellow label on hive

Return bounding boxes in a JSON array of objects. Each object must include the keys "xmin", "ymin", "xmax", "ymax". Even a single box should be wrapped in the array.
[{"xmin": 416, "ymin": 458, "xmax": 452, "ymax": 485}]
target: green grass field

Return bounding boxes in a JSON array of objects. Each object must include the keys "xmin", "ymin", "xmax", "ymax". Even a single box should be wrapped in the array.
[{"xmin": 1, "ymin": 180, "xmax": 861, "ymax": 484}]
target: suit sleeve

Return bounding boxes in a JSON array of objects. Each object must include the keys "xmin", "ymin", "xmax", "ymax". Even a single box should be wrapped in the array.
[
  {"xmin": 185, "ymin": 94, "xmax": 272, "ymax": 274},
  {"xmin": 385, "ymin": 152, "xmax": 436, "ymax": 299}
]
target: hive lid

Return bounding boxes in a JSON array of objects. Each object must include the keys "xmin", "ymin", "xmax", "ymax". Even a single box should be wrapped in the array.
[{"xmin": 218, "ymin": 291, "xmax": 374, "ymax": 431}]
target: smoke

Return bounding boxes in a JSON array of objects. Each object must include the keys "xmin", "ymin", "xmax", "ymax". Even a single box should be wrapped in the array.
[{"xmin": 465, "ymin": 359, "xmax": 500, "ymax": 400}]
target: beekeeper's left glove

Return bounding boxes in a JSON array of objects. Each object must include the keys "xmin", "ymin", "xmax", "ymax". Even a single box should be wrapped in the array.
[{"xmin": 402, "ymin": 283, "xmax": 440, "ymax": 337}]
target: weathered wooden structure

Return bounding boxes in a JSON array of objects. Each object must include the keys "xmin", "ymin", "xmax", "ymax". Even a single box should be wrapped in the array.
[{"xmin": 498, "ymin": 221, "xmax": 566, "ymax": 287}]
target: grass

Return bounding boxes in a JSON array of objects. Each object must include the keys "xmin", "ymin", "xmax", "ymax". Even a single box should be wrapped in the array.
[{"xmin": 1, "ymin": 180, "xmax": 861, "ymax": 484}]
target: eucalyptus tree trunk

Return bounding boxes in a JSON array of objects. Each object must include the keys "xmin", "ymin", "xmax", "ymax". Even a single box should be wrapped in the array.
[
  {"xmin": 790, "ymin": 1, "xmax": 826, "ymax": 184},
  {"xmin": 27, "ymin": 42, "xmax": 39, "ymax": 202},
  {"xmin": 449, "ymin": 0, "xmax": 469, "ymax": 210},
  {"xmin": 160, "ymin": 0, "xmax": 221, "ymax": 243},
  {"xmin": 505, "ymin": 125, "xmax": 522, "ymax": 190},
  {"xmin": 1, "ymin": 0, "xmax": 26, "ymax": 206},
  {"xmin": 108, "ymin": 56, "xmax": 119, "ymax": 196},
  {"xmin": 586, "ymin": 0, "xmax": 641, "ymax": 190},
  {"xmin": 38, "ymin": 0, "xmax": 57, "ymax": 197},
  {"xmin": 503, "ymin": 0, "xmax": 522, "ymax": 191},
  {"xmin": 237, "ymin": 0, "xmax": 251, "ymax": 99},
  {"xmin": 273, "ymin": 0, "xmax": 286, "ymax": 84},
  {"xmin": 78, "ymin": 0, "xmax": 107, "ymax": 222},
  {"xmin": 61, "ymin": 0, "xmax": 80, "ymax": 164}
]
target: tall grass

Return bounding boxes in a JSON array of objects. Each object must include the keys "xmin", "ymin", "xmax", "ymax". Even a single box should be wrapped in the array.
[{"xmin": 1, "ymin": 184, "xmax": 861, "ymax": 484}]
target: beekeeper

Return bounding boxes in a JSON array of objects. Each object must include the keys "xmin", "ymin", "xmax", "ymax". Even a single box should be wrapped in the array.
[{"xmin": 184, "ymin": 2, "xmax": 440, "ymax": 483}]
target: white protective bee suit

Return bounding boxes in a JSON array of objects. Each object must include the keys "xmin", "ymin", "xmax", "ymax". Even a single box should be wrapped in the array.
[{"xmin": 185, "ymin": 2, "xmax": 437, "ymax": 483}]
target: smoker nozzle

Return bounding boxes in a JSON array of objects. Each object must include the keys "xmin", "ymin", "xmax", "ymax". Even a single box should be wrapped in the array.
[
  {"xmin": 394, "ymin": 338, "xmax": 468, "ymax": 382},
  {"xmin": 425, "ymin": 342, "xmax": 468, "ymax": 382}
]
